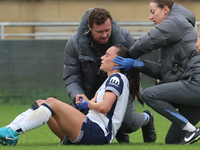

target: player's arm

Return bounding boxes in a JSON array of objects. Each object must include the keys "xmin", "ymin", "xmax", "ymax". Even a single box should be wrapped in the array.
[
  {"xmin": 88, "ymin": 91, "xmax": 116, "ymax": 114},
  {"xmin": 90, "ymin": 93, "xmax": 97, "ymax": 103},
  {"xmin": 75, "ymin": 92, "xmax": 116, "ymax": 114}
]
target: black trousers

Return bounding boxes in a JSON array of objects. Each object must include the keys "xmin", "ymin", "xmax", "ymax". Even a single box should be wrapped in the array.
[
  {"xmin": 165, "ymin": 105, "xmax": 200, "ymax": 144},
  {"xmin": 142, "ymin": 74, "xmax": 200, "ymax": 144}
]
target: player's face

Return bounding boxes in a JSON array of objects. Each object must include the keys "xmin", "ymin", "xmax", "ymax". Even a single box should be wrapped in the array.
[
  {"xmin": 100, "ymin": 46, "xmax": 118, "ymax": 73},
  {"xmin": 89, "ymin": 19, "xmax": 112, "ymax": 45},
  {"xmin": 149, "ymin": 2, "xmax": 168, "ymax": 25}
]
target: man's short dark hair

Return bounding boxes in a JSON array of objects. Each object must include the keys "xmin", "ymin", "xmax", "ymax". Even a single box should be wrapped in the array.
[{"xmin": 88, "ymin": 7, "xmax": 112, "ymax": 28}]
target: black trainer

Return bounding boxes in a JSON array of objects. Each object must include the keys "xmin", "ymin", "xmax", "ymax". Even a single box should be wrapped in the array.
[
  {"xmin": 115, "ymin": 132, "xmax": 130, "ymax": 143},
  {"xmin": 179, "ymin": 127, "xmax": 200, "ymax": 144},
  {"xmin": 141, "ymin": 110, "xmax": 156, "ymax": 143}
]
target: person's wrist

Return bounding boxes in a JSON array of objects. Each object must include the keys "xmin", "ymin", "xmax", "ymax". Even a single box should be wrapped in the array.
[
  {"xmin": 134, "ymin": 59, "xmax": 144, "ymax": 67},
  {"xmin": 88, "ymin": 101, "xmax": 91, "ymax": 109}
]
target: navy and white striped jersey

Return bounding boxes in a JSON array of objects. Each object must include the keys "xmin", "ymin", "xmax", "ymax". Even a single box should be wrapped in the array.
[{"xmin": 87, "ymin": 73, "xmax": 129, "ymax": 143}]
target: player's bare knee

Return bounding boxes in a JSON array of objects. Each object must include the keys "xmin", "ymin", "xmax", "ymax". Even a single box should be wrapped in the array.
[
  {"xmin": 36, "ymin": 100, "xmax": 46, "ymax": 106},
  {"xmin": 45, "ymin": 97, "xmax": 57, "ymax": 105}
]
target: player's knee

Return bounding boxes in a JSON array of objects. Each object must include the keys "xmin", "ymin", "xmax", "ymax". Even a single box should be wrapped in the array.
[
  {"xmin": 36, "ymin": 100, "xmax": 46, "ymax": 106},
  {"xmin": 45, "ymin": 97, "xmax": 57, "ymax": 105}
]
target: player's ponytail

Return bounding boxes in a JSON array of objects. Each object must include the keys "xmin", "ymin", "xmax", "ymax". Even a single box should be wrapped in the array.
[{"xmin": 115, "ymin": 45, "xmax": 143, "ymax": 105}]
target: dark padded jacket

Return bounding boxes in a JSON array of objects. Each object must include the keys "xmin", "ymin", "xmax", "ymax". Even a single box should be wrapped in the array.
[
  {"xmin": 129, "ymin": 3, "xmax": 200, "ymax": 83},
  {"xmin": 63, "ymin": 8, "xmax": 134, "ymax": 104}
]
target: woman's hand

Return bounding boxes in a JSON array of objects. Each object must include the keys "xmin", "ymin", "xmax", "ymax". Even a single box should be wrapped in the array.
[
  {"xmin": 113, "ymin": 56, "xmax": 144, "ymax": 71},
  {"xmin": 75, "ymin": 94, "xmax": 89, "ymax": 110}
]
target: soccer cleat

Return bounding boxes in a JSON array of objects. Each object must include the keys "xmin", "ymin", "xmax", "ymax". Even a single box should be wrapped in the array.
[
  {"xmin": 179, "ymin": 127, "xmax": 200, "ymax": 144},
  {"xmin": 141, "ymin": 110, "xmax": 156, "ymax": 143},
  {"xmin": 115, "ymin": 132, "xmax": 130, "ymax": 143},
  {"xmin": 0, "ymin": 140, "xmax": 7, "ymax": 146},
  {"xmin": 0, "ymin": 127, "xmax": 19, "ymax": 146}
]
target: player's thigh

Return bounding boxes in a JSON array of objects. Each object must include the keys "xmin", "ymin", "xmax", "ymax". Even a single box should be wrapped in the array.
[{"xmin": 45, "ymin": 97, "xmax": 86, "ymax": 141}]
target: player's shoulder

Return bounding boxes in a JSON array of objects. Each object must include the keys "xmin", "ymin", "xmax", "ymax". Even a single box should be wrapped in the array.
[
  {"xmin": 108, "ymin": 73, "xmax": 122, "ymax": 80},
  {"xmin": 106, "ymin": 73, "xmax": 127, "ymax": 87}
]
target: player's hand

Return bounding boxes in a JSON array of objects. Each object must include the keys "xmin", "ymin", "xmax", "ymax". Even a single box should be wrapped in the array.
[
  {"xmin": 75, "ymin": 95, "xmax": 89, "ymax": 110},
  {"xmin": 77, "ymin": 101, "xmax": 89, "ymax": 110}
]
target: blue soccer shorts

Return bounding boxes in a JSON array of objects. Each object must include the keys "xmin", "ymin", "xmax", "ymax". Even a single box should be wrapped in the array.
[{"xmin": 62, "ymin": 116, "xmax": 108, "ymax": 145}]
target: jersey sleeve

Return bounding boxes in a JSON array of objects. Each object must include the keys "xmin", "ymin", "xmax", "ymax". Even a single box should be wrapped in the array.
[{"xmin": 105, "ymin": 73, "xmax": 124, "ymax": 97}]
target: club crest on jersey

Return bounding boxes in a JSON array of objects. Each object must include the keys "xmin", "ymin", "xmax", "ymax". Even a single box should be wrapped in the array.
[{"xmin": 109, "ymin": 76, "xmax": 120, "ymax": 87}]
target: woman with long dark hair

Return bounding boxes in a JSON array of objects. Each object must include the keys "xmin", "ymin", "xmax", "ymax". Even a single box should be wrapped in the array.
[
  {"xmin": 0, "ymin": 46, "xmax": 146, "ymax": 146},
  {"xmin": 114, "ymin": 0, "xmax": 200, "ymax": 144}
]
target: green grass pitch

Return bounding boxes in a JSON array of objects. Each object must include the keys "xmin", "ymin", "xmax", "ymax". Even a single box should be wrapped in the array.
[{"xmin": 0, "ymin": 104, "xmax": 200, "ymax": 150}]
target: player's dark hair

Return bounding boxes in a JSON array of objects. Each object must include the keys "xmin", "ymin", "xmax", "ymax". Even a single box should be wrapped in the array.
[
  {"xmin": 114, "ymin": 45, "xmax": 143, "ymax": 105},
  {"xmin": 151, "ymin": 0, "xmax": 174, "ymax": 9},
  {"xmin": 88, "ymin": 7, "xmax": 112, "ymax": 28}
]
